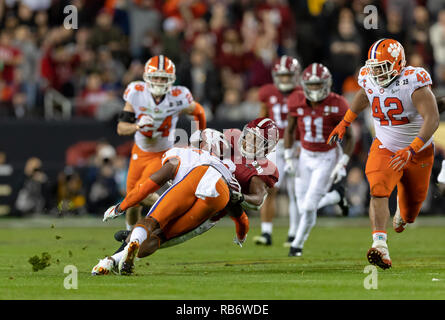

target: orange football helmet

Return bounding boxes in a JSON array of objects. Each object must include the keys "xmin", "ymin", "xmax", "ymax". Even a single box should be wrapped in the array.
[
  {"xmin": 143, "ymin": 55, "xmax": 176, "ymax": 96},
  {"xmin": 365, "ymin": 38, "xmax": 406, "ymax": 87}
]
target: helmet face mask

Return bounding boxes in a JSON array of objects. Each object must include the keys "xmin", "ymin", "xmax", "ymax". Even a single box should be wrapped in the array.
[
  {"xmin": 238, "ymin": 118, "xmax": 279, "ymax": 160},
  {"xmin": 301, "ymin": 63, "xmax": 332, "ymax": 102},
  {"xmin": 143, "ymin": 55, "xmax": 176, "ymax": 96},
  {"xmin": 366, "ymin": 59, "xmax": 397, "ymax": 87},
  {"xmin": 272, "ymin": 56, "xmax": 301, "ymax": 93}
]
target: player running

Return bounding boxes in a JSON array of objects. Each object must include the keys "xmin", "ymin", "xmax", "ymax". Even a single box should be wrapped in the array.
[
  {"xmin": 285, "ymin": 63, "xmax": 355, "ymax": 257},
  {"xmin": 252, "ymin": 55, "xmax": 303, "ymax": 247},
  {"xmin": 117, "ymin": 55, "xmax": 206, "ymax": 230},
  {"xmin": 328, "ymin": 39, "xmax": 440, "ymax": 269}
]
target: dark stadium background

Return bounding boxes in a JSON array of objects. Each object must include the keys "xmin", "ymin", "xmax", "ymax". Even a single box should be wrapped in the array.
[{"xmin": 0, "ymin": 0, "xmax": 444, "ymax": 218}]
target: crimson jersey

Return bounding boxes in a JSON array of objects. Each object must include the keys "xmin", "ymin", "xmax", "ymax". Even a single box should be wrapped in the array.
[
  {"xmin": 258, "ymin": 84, "xmax": 302, "ymax": 139},
  {"xmin": 288, "ymin": 91, "xmax": 348, "ymax": 152},
  {"xmin": 232, "ymin": 157, "xmax": 279, "ymax": 192}
]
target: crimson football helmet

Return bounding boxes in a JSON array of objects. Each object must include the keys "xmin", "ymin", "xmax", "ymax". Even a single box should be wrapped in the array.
[
  {"xmin": 301, "ymin": 63, "xmax": 332, "ymax": 102},
  {"xmin": 143, "ymin": 55, "xmax": 176, "ymax": 96},
  {"xmin": 272, "ymin": 55, "xmax": 301, "ymax": 92},
  {"xmin": 238, "ymin": 118, "xmax": 279, "ymax": 159}
]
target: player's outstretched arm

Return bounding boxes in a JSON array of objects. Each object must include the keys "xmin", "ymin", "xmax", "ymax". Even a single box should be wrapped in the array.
[
  {"xmin": 240, "ymin": 176, "xmax": 268, "ymax": 211},
  {"xmin": 119, "ymin": 158, "xmax": 179, "ymax": 211},
  {"xmin": 117, "ymin": 102, "xmax": 140, "ymax": 136},
  {"xmin": 327, "ymin": 88, "xmax": 369, "ymax": 145}
]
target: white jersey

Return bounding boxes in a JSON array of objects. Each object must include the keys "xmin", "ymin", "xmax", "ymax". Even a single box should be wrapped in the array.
[
  {"xmin": 123, "ymin": 82, "xmax": 193, "ymax": 152},
  {"xmin": 358, "ymin": 65, "xmax": 433, "ymax": 153},
  {"xmin": 161, "ymin": 147, "xmax": 236, "ymax": 186}
]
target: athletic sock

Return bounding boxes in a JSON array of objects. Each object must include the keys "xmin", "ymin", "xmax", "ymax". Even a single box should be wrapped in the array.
[
  {"xmin": 372, "ymin": 230, "xmax": 387, "ymax": 243},
  {"xmin": 129, "ymin": 226, "xmax": 147, "ymax": 244},
  {"xmin": 261, "ymin": 222, "xmax": 273, "ymax": 235},
  {"xmin": 110, "ymin": 250, "xmax": 125, "ymax": 265},
  {"xmin": 125, "ymin": 221, "xmax": 133, "ymax": 231}
]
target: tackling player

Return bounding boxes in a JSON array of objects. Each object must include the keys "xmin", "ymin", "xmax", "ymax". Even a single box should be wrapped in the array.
[
  {"xmin": 117, "ymin": 55, "xmax": 206, "ymax": 230},
  {"xmin": 285, "ymin": 63, "xmax": 355, "ymax": 257},
  {"xmin": 328, "ymin": 39, "xmax": 440, "ymax": 269},
  {"xmin": 253, "ymin": 55, "xmax": 303, "ymax": 247},
  {"xmin": 91, "ymin": 119, "xmax": 280, "ymax": 275}
]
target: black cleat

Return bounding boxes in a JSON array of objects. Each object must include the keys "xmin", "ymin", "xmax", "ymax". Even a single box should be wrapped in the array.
[
  {"xmin": 114, "ymin": 229, "xmax": 130, "ymax": 242},
  {"xmin": 333, "ymin": 183, "xmax": 349, "ymax": 217},
  {"xmin": 253, "ymin": 233, "xmax": 272, "ymax": 246},
  {"xmin": 288, "ymin": 246, "xmax": 303, "ymax": 257},
  {"xmin": 283, "ymin": 236, "xmax": 295, "ymax": 248}
]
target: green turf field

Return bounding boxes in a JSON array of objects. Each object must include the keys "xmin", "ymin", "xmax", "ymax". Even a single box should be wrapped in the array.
[{"xmin": 1, "ymin": 215, "xmax": 445, "ymax": 300}]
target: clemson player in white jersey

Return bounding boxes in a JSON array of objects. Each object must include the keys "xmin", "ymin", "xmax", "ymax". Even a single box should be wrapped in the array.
[
  {"xmin": 117, "ymin": 55, "xmax": 206, "ymax": 230},
  {"xmin": 328, "ymin": 39, "xmax": 440, "ymax": 269},
  {"xmin": 92, "ymin": 130, "xmax": 247, "ymax": 275}
]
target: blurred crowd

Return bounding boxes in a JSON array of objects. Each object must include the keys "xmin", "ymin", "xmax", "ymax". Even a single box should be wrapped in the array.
[
  {"xmin": 2, "ymin": 0, "xmax": 445, "ymax": 120},
  {"xmin": 2, "ymin": 0, "xmax": 445, "ymax": 217}
]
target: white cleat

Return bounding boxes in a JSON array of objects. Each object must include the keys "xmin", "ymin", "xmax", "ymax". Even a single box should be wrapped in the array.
[
  {"xmin": 118, "ymin": 241, "xmax": 140, "ymax": 275},
  {"xmin": 367, "ymin": 240, "xmax": 392, "ymax": 270},
  {"xmin": 91, "ymin": 257, "xmax": 116, "ymax": 275},
  {"xmin": 393, "ymin": 209, "xmax": 406, "ymax": 233}
]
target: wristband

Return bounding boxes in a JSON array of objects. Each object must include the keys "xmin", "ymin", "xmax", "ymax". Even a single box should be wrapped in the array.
[
  {"xmin": 409, "ymin": 136, "xmax": 425, "ymax": 154},
  {"xmin": 344, "ymin": 109, "xmax": 358, "ymax": 124}
]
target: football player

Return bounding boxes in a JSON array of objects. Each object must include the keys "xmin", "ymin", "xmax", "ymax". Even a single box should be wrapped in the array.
[
  {"xmin": 285, "ymin": 63, "xmax": 355, "ymax": 257},
  {"xmin": 328, "ymin": 39, "xmax": 440, "ymax": 269},
  {"xmin": 117, "ymin": 55, "xmax": 206, "ymax": 230},
  {"xmin": 253, "ymin": 55, "xmax": 303, "ymax": 247},
  {"xmin": 91, "ymin": 119, "xmax": 280, "ymax": 275}
]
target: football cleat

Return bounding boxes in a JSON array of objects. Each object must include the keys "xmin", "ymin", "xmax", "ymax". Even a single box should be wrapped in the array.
[
  {"xmin": 253, "ymin": 233, "xmax": 272, "ymax": 246},
  {"xmin": 288, "ymin": 247, "xmax": 303, "ymax": 257},
  {"xmin": 333, "ymin": 183, "xmax": 349, "ymax": 217},
  {"xmin": 367, "ymin": 240, "xmax": 392, "ymax": 270},
  {"xmin": 392, "ymin": 209, "xmax": 406, "ymax": 233},
  {"xmin": 283, "ymin": 236, "xmax": 295, "ymax": 248},
  {"xmin": 114, "ymin": 229, "xmax": 131, "ymax": 242},
  {"xmin": 118, "ymin": 241, "xmax": 140, "ymax": 275},
  {"xmin": 91, "ymin": 257, "xmax": 116, "ymax": 275}
]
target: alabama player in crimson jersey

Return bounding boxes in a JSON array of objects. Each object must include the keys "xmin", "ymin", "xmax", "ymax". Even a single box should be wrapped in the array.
[
  {"xmin": 253, "ymin": 55, "xmax": 302, "ymax": 247},
  {"xmin": 117, "ymin": 55, "xmax": 206, "ymax": 231},
  {"xmin": 285, "ymin": 63, "xmax": 355, "ymax": 257},
  {"xmin": 328, "ymin": 39, "xmax": 439, "ymax": 269}
]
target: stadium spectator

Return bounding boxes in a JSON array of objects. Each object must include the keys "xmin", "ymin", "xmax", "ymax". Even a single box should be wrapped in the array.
[
  {"xmin": 14, "ymin": 157, "xmax": 49, "ymax": 216},
  {"xmin": 56, "ymin": 166, "xmax": 87, "ymax": 216},
  {"xmin": 328, "ymin": 8, "xmax": 363, "ymax": 94}
]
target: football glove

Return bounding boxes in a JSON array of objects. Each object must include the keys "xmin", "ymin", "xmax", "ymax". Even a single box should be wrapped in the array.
[
  {"xmin": 233, "ymin": 234, "xmax": 247, "ymax": 248},
  {"xmin": 137, "ymin": 115, "xmax": 154, "ymax": 129},
  {"xmin": 389, "ymin": 146, "xmax": 414, "ymax": 172},
  {"xmin": 103, "ymin": 204, "xmax": 125, "ymax": 222},
  {"xmin": 330, "ymin": 154, "xmax": 349, "ymax": 183},
  {"xmin": 284, "ymin": 148, "xmax": 296, "ymax": 176}
]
